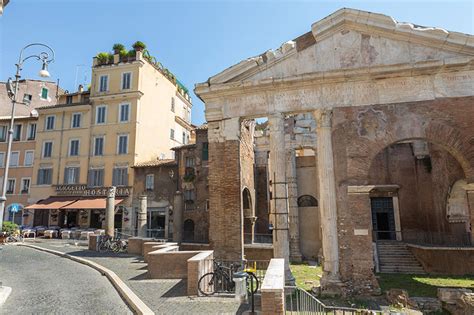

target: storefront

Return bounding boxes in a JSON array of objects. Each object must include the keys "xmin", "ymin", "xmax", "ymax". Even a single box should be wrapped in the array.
[{"xmin": 26, "ymin": 185, "xmax": 131, "ymax": 229}]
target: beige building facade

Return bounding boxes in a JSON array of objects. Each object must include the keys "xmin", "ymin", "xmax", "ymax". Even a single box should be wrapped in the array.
[
  {"xmin": 0, "ymin": 79, "xmax": 60, "ymax": 225},
  {"xmin": 28, "ymin": 48, "xmax": 192, "ymax": 233}
]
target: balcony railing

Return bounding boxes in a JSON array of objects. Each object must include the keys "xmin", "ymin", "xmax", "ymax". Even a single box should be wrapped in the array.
[{"xmin": 244, "ymin": 233, "xmax": 273, "ymax": 244}]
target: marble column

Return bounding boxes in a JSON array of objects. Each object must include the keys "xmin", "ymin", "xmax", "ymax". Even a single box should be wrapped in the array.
[
  {"xmin": 105, "ymin": 186, "xmax": 116, "ymax": 237},
  {"xmin": 286, "ymin": 148, "xmax": 302, "ymax": 262},
  {"xmin": 137, "ymin": 195, "xmax": 147, "ymax": 238},
  {"xmin": 313, "ymin": 109, "xmax": 341, "ymax": 287},
  {"xmin": 268, "ymin": 113, "xmax": 292, "ymax": 282}
]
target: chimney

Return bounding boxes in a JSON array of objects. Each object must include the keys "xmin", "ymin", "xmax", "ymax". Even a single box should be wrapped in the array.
[{"xmin": 78, "ymin": 84, "xmax": 84, "ymax": 93}]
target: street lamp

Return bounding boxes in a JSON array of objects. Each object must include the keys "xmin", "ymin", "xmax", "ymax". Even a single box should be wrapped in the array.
[{"xmin": 0, "ymin": 43, "xmax": 55, "ymax": 232}]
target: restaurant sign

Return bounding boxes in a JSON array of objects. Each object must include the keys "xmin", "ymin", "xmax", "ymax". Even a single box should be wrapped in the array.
[{"xmin": 53, "ymin": 185, "xmax": 131, "ymax": 197}]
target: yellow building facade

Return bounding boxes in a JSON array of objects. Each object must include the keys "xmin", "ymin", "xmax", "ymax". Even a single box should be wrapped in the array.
[{"xmin": 28, "ymin": 49, "xmax": 192, "ymax": 233}]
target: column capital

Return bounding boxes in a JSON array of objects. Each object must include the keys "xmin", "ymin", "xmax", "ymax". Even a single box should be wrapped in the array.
[
  {"xmin": 268, "ymin": 112, "xmax": 285, "ymax": 132},
  {"xmin": 314, "ymin": 109, "xmax": 333, "ymax": 128}
]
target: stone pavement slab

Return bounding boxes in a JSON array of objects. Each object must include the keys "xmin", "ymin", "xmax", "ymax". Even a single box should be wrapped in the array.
[{"xmin": 26, "ymin": 239, "xmax": 250, "ymax": 314}]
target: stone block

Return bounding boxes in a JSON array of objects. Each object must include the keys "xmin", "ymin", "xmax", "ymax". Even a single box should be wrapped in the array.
[
  {"xmin": 88, "ymin": 235, "xmax": 101, "ymax": 251},
  {"xmin": 127, "ymin": 237, "xmax": 152, "ymax": 256},
  {"xmin": 438, "ymin": 288, "xmax": 472, "ymax": 304},
  {"xmin": 142, "ymin": 241, "xmax": 167, "ymax": 263}
]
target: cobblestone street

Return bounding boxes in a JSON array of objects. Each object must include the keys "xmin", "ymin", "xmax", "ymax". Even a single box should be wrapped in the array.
[
  {"xmin": 0, "ymin": 245, "xmax": 132, "ymax": 314},
  {"xmin": 12, "ymin": 240, "xmax": 249, "ymax": 314}
]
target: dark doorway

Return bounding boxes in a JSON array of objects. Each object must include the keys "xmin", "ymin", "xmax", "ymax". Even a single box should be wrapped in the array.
[
  {"xmin": 90, "ymin": 210, "xmax": 102, "ymax": 229},
  {"xmin": 66, "ymin": 211, "xmax": 78, "ymax": 228},
  {"xmin": 183, "ymin": 219, "xmax": 194, "ymax": 242},
  {"xmin": 114, "ymin": 209, "xmax": 123, "ymax": 230},
  {"xmin": 371, "ymin": 197, "xmax": 396, "ymax": 240},
  {"xmin": 33, "ymin": 209, "xmax": 49, "ymax": 226}
]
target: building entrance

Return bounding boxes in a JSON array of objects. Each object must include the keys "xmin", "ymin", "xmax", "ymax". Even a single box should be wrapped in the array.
[{"xmin": 371, "ymin": 197, "xmax": 396, "ymax": 240}]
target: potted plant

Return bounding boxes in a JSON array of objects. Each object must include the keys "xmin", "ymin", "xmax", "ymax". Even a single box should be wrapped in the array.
[
  {"xmin": 127, "ymin": 49, "xmax": 136, "ymax": 60},
  {"xmin": 132, "ymin": 41, "xmax": 146, "ymax": 52},
  {"xmin": 113, "ymin": 43, "xmax": 125, "ymax": 54},
  {"xmin": 96, "ymin": 52, "xmax": 110, "ymax": 65}
]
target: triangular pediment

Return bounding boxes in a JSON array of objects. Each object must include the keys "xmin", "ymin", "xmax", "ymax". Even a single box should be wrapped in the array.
[{"xmin": 207, "ymin": 8, "xmax": 474, "ymax": 85}]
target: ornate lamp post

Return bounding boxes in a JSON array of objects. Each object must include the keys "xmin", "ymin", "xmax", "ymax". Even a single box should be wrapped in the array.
[{"xmin": 0, "ymin": 43, "xmax": 55, "ymax": 232}]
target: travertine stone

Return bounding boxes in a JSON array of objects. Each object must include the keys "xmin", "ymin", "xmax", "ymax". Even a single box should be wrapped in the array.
[
  {"xmin": 268, "ymin": 113, "xmax": 292, "ymax": 281},
  {"xmin": 286, "ymin": 149, "xmax": 302, "ymax": 262},
  {"xmin": 137, "ymin": 195, "xmax": 147, "ymax": 238},
  {"xmin": 313, "ymin": 109, "xmax": 341, "ymax": 286},
  {"xmin": 105, "ymin": 187, "xmax": 116, "ymax": 237}
]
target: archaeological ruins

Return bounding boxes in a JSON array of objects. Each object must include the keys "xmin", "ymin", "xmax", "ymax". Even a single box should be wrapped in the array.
[{"xmin": 195, "ymin": 8, "xmax": 474, "ymax": 294}]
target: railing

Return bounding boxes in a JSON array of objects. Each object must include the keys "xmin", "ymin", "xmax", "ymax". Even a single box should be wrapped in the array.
[
  {"xmin": 244, "ymin": 233, "xmax": 273, "ymax": 244},
  {"xmin": 285, "ymin": 286, "xmax": 382, "ymax": 314},
  {"xmin": 373, "ymin": 229, "xmax": 472, "ymax": 247}
]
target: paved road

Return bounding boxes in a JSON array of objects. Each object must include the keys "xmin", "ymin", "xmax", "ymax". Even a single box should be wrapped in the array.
[{"xmin": 0, "ymin": 245, "xmax": 132, "ymax": 314}]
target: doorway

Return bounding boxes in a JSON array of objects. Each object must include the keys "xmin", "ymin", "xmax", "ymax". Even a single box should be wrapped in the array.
[
  {"xmin": 90, "ymin": 210, "xmax": 102, "ymax": 229},
  {"xmin": 147, "ymin": 207, "xmax": 166, "ymax": 238},
  {"xmin": 371, "ymin": 197, "xmax": 396, "ymax": 240}
]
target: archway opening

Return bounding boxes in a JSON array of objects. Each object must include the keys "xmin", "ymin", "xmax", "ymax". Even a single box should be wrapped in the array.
[{"xmin": 368, "ymin": 139, "xmax": 470, "ymax": 246}]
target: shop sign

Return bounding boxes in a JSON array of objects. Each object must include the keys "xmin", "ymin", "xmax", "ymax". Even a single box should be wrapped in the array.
[{"xmin": 53, "ymin": 185, "xmax": 131, "ymax": 197}]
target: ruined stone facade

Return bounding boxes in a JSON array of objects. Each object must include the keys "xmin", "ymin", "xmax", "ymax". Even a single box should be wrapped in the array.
[{"xmin": 195, "ymin": 8, "xmax": 474, "ymax": 294}]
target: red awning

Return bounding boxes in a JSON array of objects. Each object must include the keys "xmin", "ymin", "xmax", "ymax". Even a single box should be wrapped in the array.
[
  {"xmin": 61, "ymin": 197, "xmax": 124, "ymax": 209},
  {"xmin": 25, "ymin": 196, "xmax": 77, "ymax": 210}
]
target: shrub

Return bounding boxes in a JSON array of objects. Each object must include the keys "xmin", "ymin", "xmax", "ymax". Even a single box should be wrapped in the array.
[
  {"xmin": 112, "ymin": 43, "xmax": 125, "ymax": 53},
  {"xmin": 2, "ymin": 221, "xmax": 18, "ymax": 235},
  {"xmin": 96, "ymin": 52, "xmax": 110, "ymax": 64},
  {"xmin": 132, "ymin": 41, "xmax": 146, "ymax": 51},
  {"xmin": 127, "ymin": 49, "xmax": 136, "ymax": 58}
]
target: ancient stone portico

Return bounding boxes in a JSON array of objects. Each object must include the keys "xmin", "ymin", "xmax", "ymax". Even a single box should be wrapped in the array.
[{"xmin": 195, "ymin": 8, "xmax": 474, "ymax": 294}]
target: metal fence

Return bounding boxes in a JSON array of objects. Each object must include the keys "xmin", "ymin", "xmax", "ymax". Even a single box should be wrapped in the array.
[
  {"xmin": 285, "ymin": 286, "xmax": 383, "ymax": 315},
  {"xmin": 372, "ymin": 230, "xmax": 472, "ymax": 247}
]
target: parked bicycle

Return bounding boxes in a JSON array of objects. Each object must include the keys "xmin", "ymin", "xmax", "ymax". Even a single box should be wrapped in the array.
[
  {"xmin": 198, "ymin": 260, "xmax": 259, "ymax": 296},
  {"xmin": 98, "ymin": 235, "xmax": 127, "ymax": 253}
]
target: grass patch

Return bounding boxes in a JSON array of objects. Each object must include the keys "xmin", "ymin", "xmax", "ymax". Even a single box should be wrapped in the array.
[
  {"xmin": 377, "ymin": 273, "xmax": 474, "ymax": 298},
  {"xmin": 290, "ymin": 262, "xmax": 322, "ymax": 291}
]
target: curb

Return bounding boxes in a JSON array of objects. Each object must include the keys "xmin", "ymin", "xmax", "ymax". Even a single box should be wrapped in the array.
[{"xmin": 19, "ymin": 244, "xmax": 154, "ymax": 315}]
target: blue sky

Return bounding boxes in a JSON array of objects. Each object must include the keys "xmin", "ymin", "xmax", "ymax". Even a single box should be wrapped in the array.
[{"xmin": 1, "ymin": 0, "xmax": 472, "ymax": 124}]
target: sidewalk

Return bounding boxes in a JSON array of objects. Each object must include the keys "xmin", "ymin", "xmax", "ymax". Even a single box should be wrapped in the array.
[{"xmin": 24, "ymin": 239, "xmax": 249, "ymax": 315}]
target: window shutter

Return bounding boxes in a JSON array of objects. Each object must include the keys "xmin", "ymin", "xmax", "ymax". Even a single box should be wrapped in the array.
[
  {"xmin": 64, "ymin": 168, "xmax": 68, "ymax": 184},
  {"xmin": 112, "ymin": 168, "xmax": 117, "ymax": 186},
  {"xmin": 88, "ymin": 170, "xmax": 93, "ymax": 186}
]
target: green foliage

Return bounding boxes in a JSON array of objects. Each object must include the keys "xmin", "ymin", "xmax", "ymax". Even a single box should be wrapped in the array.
[
  {"xmin": 127, "ymin": 49, "xmax": 136, "ymax": 58},
  {"xmin": 119, "ymin": 49, "xmax": 128, "ymax": 59},
  {"xmin": 132, "ymin": 41, "xmax": 146, "ymax": 50},
  {"xmin": 2, "ymin": 221, "xmax": 18, "ymax": 235},
  {"xmin": 112, "ymin": 43, "xmax": 125, "ymax": 52},
  {"xmin": 96, "ymin": 52, "xmax": 111, "ymax": 64}
]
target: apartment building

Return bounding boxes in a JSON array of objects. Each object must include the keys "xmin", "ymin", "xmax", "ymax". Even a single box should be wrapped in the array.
[
  {"xmin": 27, "ymin": 47, "xmax": 192, "ymax": 233},
  {"xmin": 0, "ymin": 79, "xmax": 61, "ymax": 225}
]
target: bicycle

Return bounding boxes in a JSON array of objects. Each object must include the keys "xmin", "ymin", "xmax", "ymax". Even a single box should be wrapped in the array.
[
  {"xmin": 98, "ymin": 235, "xmax": 128, "ymax": 253},
  {"xmin": 197, "ymin": 260, "xmax": 259, "ymax": 296}
]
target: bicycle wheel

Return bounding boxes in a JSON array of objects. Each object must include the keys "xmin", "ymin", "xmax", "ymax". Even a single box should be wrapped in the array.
[
  {"xmin": 98, "ymin": 241, "xmax": 108, "ymax": 252},
  {"xmin": 198, "ymin": 272, "xmax": 216, "ymax": 296},
  {"xmin": 247, "ymin": 272, "xmax": 259, "ymax": 294},
  {"xmin": 110, "ymin": 241, "xmax": 119, "ymax": 252}
]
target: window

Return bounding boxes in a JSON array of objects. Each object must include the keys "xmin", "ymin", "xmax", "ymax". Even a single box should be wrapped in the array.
[
  {"xmin": 146, "ymin": 174, "xmax": 154, "ymax": 191},
  {"xmin": 96, "ymin": 106, "xmax": 107, "ymax": 124},
  {"xmin": 21, "ymin": 178, "xmax": 30, "ymax": 194},
  {"xmin": 43, "ymin": 141, "xmax": 53, "ymax": 158},
  {"xmin": 23, "ymin": 94, "xmax": 33, "ymax": 103},
  {"xmin": 182, "ymin": 132, "xmax": 186, "ymax": 144},
  {"xmin": 297, "ymin": 195, "xmax": 318, "ymax": 207},
  {"xmin": 0, "ymin": 152, "xmax": 4, "ymax": 167},
  {"xmin": 99, "ymin": 75, "xmax": 108, "ymax": 92},
  {"xmin": 41, "ymin": 87, "xmax": 49, "ymax": 100},
  {"xmin": 69, "ymin": 139, "xmax": 80, "ymax": 156},
  {"xmin": 0, "ymin": 126, "xmax": 6, "ymax": 142},
  {"xmin": 27, "ymin": 123, "xmax": 36, "ymax": 140},
  {"xmin": 122, "ymin": 72, "xmax": 131, "ymax": 90},
  {"xmin": 24, "ymin": 150, "xmax": 34, "ymax": 166},
  {"xmin": 170, "ymin": 129, "xmax": 175, "ymax": 140},
  {"xmin": 13, "ymin": 124, "xmax": 21, "ymax": 141},
  {"xmin": 184, "ymin": 189, "xmax": 195, "ymax": 202},
  {"xmin": 6, "ymin": 179, "xmax": 15, "ymax": 194},
  {"xmin": 117, "ymin": 134, "xmax": 128, "ymax": 155},
  {"xmin": 185, "ymin": 156, "xmax": 195, "ymax": 167},
  {"xmin": 64, "ymin": 167, "xmax": 80, "ymax": 184},
  {"xmin": 171, "ymin": 97, "xmax": 175, "ymax": 112},
  {"xmin": 71, "ymin": 113, "xmax": 81, "ymax": 128},
  {"xmin": 112, "ymin": 167, "xmax": 128, "ymax": 186},
  {"xmin": 66, "ymin": 95, "xmax": 73, "ymax": 104},
  {"xmin": 119, "ymin": 104, "xmax": 130, "ymax": 122},
  {"xmin": 37, "ymin": 168, "xmax": 52, "ymax": 185},
  {"xmin": 9, "ymin": 152, "xmax": 19, "ymax": 167},
  {"xmin": 88, "ymin": 169, "xmax": 104, "ymax": 187},
  {"xmin": 94, "ymin": 136, "xmax": 104, "ymax": 156},
  {"xmin": 46, "ymin": 115, "xmax": 55, "ymax": 130},
  {"xmin": 202, "ymin": 142, "xmax": 209, "ymax": 161}
]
